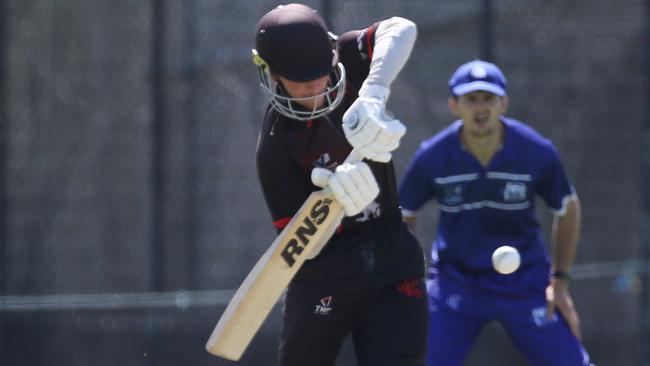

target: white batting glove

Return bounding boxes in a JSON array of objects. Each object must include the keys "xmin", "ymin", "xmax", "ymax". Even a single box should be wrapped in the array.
[
  {"xmin": 342, "ymin": 85, "xmax": 406, "ymax": 163},
  {"xmin": 311, "ymin": 161, "xmax": 379, "ymax": 217}
]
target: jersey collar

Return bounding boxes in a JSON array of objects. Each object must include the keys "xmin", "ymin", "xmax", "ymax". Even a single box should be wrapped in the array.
[{"xmin": 452, "ymin": 117, "xmax": 516, "ymax": 167}]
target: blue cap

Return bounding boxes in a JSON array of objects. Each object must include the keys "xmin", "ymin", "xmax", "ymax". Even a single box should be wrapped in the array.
[{"xmin": 449, "ymin": 60, "xmax": 507, "ymax": 96}]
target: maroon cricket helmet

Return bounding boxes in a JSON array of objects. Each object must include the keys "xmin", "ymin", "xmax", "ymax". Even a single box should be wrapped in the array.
[
  {"xmin": 251, "ymin": 3, "xmax": 346, "ymax": 121},
  {"xmin": 255, "ymin": 3, "xmax": 338, "ymax": 82}
]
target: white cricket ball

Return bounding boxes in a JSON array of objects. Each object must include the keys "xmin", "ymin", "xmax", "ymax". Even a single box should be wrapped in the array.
[{"xmin": 492, "ymin": 245, "xmax": 521, "ymax": 275}]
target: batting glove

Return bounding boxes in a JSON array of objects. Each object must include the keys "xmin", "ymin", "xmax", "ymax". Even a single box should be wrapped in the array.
[
  {"xmin": 311, "ymin": 161, "xmax": 379, "ymax": 217},
  {"xmin": 342, "ymin": 85, "xmax": 406, "ymax": 163}
]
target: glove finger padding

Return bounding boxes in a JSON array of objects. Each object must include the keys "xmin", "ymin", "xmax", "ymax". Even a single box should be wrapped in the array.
[
  {"xmin": 375, "ymin": 119, "xmax": 406, "ymax": 146},
  {"xmin": 356, "ymin": 122, "xmax": 381, "ymax": 147},
  {"xmin": 327, "ymin": 174, "xmax": 360, "ymax": 216},
  {"xmin": 329, "ymin": 161, "xmax": 379, "ymax": 216},
  {"xmin": 355, "ymin": 121, "xmax": 404, "ymax": 163},
  {"xmin": 351, "ymin": 162, "xmax": 380, "ymax": 203},
  {"xmin": 311, "ymin": 167, "xmax": 333, "ymax": 188},
  {"xmin": 334, "ymin": 165, "xmax": 365, "ymax": 215},
  {"xmin": 342, "ymin": 97, "xmax": 406, "ymax": 163}
]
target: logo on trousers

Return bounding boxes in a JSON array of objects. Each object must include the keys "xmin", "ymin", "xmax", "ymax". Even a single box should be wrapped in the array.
[
  {"xmin": 532, "ymin": 306, "xmax": 558, "ymax": 327},
  {"xmin": 314, "ymin": 296, "xmax": 333, "ymax": 315}
]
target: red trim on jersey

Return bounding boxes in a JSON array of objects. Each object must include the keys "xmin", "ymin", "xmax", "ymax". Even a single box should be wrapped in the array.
[
  {"xmin": 274, "ymin": 217, "xmax": 344, "ymax": 234},
  {"xmin": 366, "ymin": 24, "xmax": 375, "ymax": 60},
  {"xmin": 307, "ymin": 119, "xmax": 313, "ymax": 128},
  {"xmin": 273, "ymin": 217, "xmax": 292, "ymax": 229},
  {"xmin": 396, "ymin": 278, "xmax": 424, "ymax": 298}
]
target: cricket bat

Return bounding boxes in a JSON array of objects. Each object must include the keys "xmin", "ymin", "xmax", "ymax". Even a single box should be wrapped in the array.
[{"xmin": 205, "ymin": 151, "xmax": 361, "ymax": 360}]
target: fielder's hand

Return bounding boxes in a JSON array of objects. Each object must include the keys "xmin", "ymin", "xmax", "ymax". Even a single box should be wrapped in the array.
[
  {"xmin": 311, "ymin": 161, "xmax": 379, "ymax": 217},
  {"xmin": 546, "ymin": 278, "xmax": 582, "ymax": 340},
  {"xmin": 342, "ymin": 85, "xmax": 406, "ymax": 163}
]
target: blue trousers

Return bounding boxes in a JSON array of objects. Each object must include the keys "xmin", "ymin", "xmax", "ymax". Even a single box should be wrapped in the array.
[{"xmin": 426, "ymin": 263, "xmax": 593, "ymax": 366}]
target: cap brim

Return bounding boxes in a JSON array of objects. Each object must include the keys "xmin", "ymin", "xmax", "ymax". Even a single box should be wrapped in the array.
[{"xmin": 452, "ymin": 81, "xmax": 506, "ymax": 96}]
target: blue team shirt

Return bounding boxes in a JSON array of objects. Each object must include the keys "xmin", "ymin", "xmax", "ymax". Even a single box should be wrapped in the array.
[{"xmin": 399, "ymin": 117, "xmax": 576, "ymax": 273}]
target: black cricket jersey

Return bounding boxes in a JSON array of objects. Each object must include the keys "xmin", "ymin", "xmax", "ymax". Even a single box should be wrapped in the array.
[{"xmin": 256, "ymin": 23, "xmax": 424, "ymax": 285}]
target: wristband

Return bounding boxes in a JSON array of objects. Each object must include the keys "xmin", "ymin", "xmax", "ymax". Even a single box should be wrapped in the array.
[
  {"xmin": 551, "ymin": 270, "xmax": 571, "ymax": 282},
  {"xmin": 358, "ymin": 83, "xmax": 390, "ymax": 103}
]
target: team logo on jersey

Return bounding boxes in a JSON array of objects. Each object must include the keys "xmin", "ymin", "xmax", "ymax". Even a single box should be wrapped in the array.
[
  {"xmin": 314, "ymin": 296, "xmax": 333, "ymax": 315},
  {"xmin": 313, "ymin": 153, "xmax": 338, "ymax": 170},
  {"xmin": 442, "ymin": 185, "xmax": 464, "ymax": 205},
  {"xmin": 446, "ymin": 294, "xmax": 462, "ymax": 310},
  {"xmin": 531, "ymin": 306, "xmax": 558, "ymax": 327},
  {"xmin": 503, "ymin": 182, "xmax": 527, "ymax": 202}
]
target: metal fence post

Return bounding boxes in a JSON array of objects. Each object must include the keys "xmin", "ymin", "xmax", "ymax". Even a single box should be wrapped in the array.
[
  {"xmin": 0, "ymin": 0, "xmax": 7, "ymax": 297},
  {"xmin": 480, "ymin": 0, "xmax": 493, "ymax": 62},
  {"xmin": 183, "ymin": 0, "xmax": 199, "ymax": 289},
  {"xmin": 642, "ymin": 3, "xmax": 650, "ymax": 365},
  {"xmin": 151, "ymin": 0, "xmax": 166, "ymax": 294}
]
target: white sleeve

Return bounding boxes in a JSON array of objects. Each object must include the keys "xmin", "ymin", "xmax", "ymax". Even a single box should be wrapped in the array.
[{"xmin": 359, "ymin": 17, "xmax": 417, "ymax": 102}]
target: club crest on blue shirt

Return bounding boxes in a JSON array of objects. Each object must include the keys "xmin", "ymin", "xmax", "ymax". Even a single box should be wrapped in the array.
[
  {"xmin": 446, "ymin": 294, "xmax": 462, "ymax": 310},
  {"xmin": 442, "ymin": 185, "xmax": 463, "ymax": 205},
  {"xmin": 503, "ymin": 182, "xmax": 527, "ymax": 202}
]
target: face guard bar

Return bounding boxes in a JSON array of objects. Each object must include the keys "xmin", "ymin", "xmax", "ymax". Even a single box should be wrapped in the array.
[{"xmin": 252, "ymin": 49, "xmax": 346, "ymax": 121}]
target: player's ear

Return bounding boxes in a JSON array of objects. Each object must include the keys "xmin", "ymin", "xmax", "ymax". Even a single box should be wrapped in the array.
[
  {"xmin": 448, "ymin": 96, "xmax": 459, "ymax": 116},
  {"xmin": 500, "ymin": 96, "xmax": 509, "ymax": 114},
  {"xmin": 270, "ymin": 71, "xmax": 289, "ymax": 92}
]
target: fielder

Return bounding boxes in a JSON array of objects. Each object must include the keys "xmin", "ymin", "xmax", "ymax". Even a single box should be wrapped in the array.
[
  {"xmin": 253, "ymin": 3, "xmax": 427, "ymax": 365},
  {"xmin": 399, "ymin": 60, "xmax": 594, "ymax": 366}
]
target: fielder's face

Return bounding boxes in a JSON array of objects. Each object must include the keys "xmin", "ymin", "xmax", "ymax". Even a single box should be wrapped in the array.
[
  {"xmin": 449, "ymin": 91, "xmax": 508, "ymax": 137},
  {"xmin": 276, "ymin": 74, "xmax": 331, "ymax": 110}
]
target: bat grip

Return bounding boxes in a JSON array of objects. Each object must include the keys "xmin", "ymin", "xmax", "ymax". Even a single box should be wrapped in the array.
[{"xmin": 344, "ymin": 148, "xmax": 363, "ymax": 164}]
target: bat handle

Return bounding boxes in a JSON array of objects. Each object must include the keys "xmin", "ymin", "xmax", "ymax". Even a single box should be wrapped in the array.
[{"xmin": 344, "ymin": 148, "xmax": 363, "ymax": 164}]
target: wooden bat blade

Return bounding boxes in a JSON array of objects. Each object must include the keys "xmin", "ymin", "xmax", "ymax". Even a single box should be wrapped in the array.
[{"xmin": 205, "ymin": 189, "xmax": 344, "ymax": 360}]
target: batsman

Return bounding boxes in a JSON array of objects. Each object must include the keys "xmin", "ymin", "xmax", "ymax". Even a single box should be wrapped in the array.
[{"xmin": 252, "ymin": 3, "xmax": 427, "ymax": 365}]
